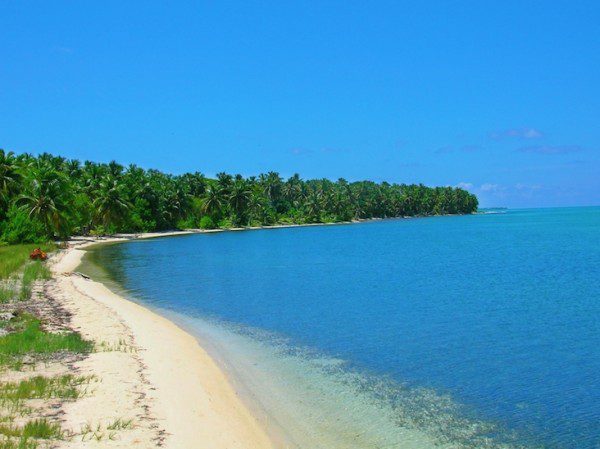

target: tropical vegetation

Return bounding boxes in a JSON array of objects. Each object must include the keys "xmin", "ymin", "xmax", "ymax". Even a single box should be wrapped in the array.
[{"xmin": 0, "ymin": 149, "xmax": 478, "ymax": 242}]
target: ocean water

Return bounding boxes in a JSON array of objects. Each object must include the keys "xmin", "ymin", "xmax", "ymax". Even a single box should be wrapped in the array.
[{"xmin": 82, "ymin": 207, "xmax": 600, "ymax": 449}]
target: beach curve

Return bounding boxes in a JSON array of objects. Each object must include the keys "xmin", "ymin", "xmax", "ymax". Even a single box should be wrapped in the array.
[{"xmin": 51, "ymin": 234, "xmax": 276, "ymax": 449}]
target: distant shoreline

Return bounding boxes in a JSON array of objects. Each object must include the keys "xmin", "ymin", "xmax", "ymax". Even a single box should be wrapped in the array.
[{"xmin": 69, "ymin": 212, "xmax": 474, "ymax": 244}]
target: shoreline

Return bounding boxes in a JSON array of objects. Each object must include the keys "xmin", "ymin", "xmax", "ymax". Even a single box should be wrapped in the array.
[
  {"xmin": 50, "ymin": 213, "xmax": 472, "ymax": 448},
  {"xmin": 69, "ymin": 212, "xmax": 471, "ymax": 245},
  {"xmin": 75, "ymin": 219, "xmax": 370, "ymax": 243},
  {"xmin": 51, "ymin": 234, "xmax": 277, "ymax": 448}
]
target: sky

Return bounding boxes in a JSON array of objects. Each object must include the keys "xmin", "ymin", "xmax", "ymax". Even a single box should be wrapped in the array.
[{"xmin": 1, "ymin": 1, "xmax": 599, "ymax": 208}]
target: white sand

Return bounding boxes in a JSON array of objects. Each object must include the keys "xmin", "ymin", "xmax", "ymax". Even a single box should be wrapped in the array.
[{"xmin": 51, "ymin": 235, "xmax": 275, "ymax": 449}]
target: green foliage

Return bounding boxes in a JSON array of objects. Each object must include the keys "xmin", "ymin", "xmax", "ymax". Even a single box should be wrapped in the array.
[
  {"xmin": 0, "ymin": 207, "xmax": 46, "ymax": 245},
  {"xmin": 0, "ymin": 375, "xmax": 90, "ymax": 402},
  {"xmin": 176, "ymin": 217, "xmax": 196, "ymax": 230},
  {"xmin": 0, "ymin": 419, "xmax": 63, "ymax": 444},
  {"xmin": 16, "ymin": 162, "xmax": 72, "ymax": 239},
  {"xmin": 217, "ymin": 216, "xmax": 234, "ymax": 229},
  {"xmin": 127, "ymin": 198, "xmax": 156, "ymax": 232},
  {"xmin": 0, "ymin": 438, "xmax": 38, "ymax": 449},
  {"xmin": 106, "ymin": 418, "xmax": 133, "ymax": 431},
  {"xmin": 0, "ymin": 314, "xmax": 92, "ymax": 369},
  {"xmin": 19, "ymin": 262, "xmax": 51, "ymax": 301},
  {"xmin": 0, "ymin": 285, "xmax": 15, "ymax": 304},
  {"xmin": 70, "ymin": 192, "xmax": 93, "ymax": 235},
  {"xmin": 20, "ymin": 419, "xmax": 63, "ymax": 440},
  {"xmin": 198, "ymin": 215, "xmax": 216, "ymax": 229},
  {"xmin": 0, "ymin": 149, "xmax": 478, "ymax": 242}
]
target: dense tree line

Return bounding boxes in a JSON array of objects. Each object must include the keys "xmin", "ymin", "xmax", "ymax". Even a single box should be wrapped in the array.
[{"xmin": 0, "ymin": 149, "xmax": 478, "ymax": 243}]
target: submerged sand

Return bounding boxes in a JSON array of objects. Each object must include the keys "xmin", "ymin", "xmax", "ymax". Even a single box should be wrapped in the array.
[{"xmin": 51, "ymin": 234, "xmax": 275, "ymax": 449}]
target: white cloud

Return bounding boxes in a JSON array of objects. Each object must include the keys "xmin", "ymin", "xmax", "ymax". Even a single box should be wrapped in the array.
[
  {"xmin": 480, "ymin": 183, "xmax": 501, "ymax": 192},
  {"xmin": 290, "ymin": 147, "xmax": 312, "ymax": 155},
  {"xmin": 515, "ymin": 183, "xmax": 542, "ymax": 191},
  {"xmin": 517, "ymin": 145, "xmax": 582, "ymax": 155},
  {"xmin": 456, "ymin": 182, "xmax": 474, "ymax": 190},
  {"xmin": 490, "ymin": 127, "xmax": 544, "ymax": 140},
  {"xmin": 523, "ymin": 128, "xmax": 543, "ymax": 139}
]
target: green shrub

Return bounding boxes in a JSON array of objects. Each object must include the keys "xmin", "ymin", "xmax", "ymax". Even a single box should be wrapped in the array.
[
  {"xmin": 198, "ymin": 216, "xmax": 216, "ymax": 230},
  {"xmin": 0, "ymin": 207, "xmax": 46, "ymax": 245},
  {"xmin": 320, "ymin": 213, "xmax": 339, "ymax": 223},
  {"xmin": 217, "ymin": 217, "xmax": 233, "ymax": 229},
  {"xmin": 89, "ymin": 224, "xmax": 117, "ymax": 236},
  {"xmin": 176, "ymin": 217, "xmax": 196, "ymax": 230}
]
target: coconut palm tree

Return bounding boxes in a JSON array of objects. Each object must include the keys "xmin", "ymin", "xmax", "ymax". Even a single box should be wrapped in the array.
[
  {"xmin": 202, "ymin": 184, "xmax": 223, "ymax": 217},
  {"xmin": 229, "ymin": 180, "xmax": 252, "ymax": 225},
  {"xmin": 0, "ymin": 150, "xmax": 20, "ymax": 195},
  {"xmin": 0, "ymin": 150, "xmax": 21, "ymax": 215},
  {"xmin": 92, "ymin": 176, "xmax": 130, "ymax": 229},
  {"xmin": 17, "ymin": 162, "xmax": 71, "ymax": 237},
  {"xmin": 282, "ymin": 174, "xmax": 303, "ymax": 206},
  {"xmin": 1, "ymin": 149, "xmax": 479, "ymax": 243},
  {"xmin": 248, "ymin": 190, "xmax": 268, "ymax": 224},
  {"xmin": 304, "ymin": 189, "xmax": 322, "ymax": 222}
]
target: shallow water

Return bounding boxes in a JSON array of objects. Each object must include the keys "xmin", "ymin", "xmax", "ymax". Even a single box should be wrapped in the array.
[{"xmin": 82, "ymin": 207, "xmax": 600, "ymax": 448}]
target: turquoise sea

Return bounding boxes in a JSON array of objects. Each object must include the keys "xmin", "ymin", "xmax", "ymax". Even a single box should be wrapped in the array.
[{"xmin": 83, "ymin": 207, "xmax": 600, "ymax": 449}]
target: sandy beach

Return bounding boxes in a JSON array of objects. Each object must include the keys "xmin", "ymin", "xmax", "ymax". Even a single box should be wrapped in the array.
[{"xmin": 49, "ymin": 233, "xmax": 275, "ymax": 449}]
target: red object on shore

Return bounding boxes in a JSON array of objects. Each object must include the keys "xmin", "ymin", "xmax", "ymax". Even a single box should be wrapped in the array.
[{"xmin": 29, "ymin": 248, "xmax": 47, "ymax": 261}]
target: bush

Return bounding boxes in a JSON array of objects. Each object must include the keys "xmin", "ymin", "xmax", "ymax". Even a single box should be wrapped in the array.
[
  {"xmin": 217, "ymin": 216, "xmax": 233, "ymax": 229},
  {"xmin": 0, "ymin": 206, "xmax": 47, "ymax": 244},
  {"xmin": 176, "ymin": 217, "xmax": 196, "ymax": 230},
  {"xmin": 320, "ymin": 213, "xmax": 339, "ymax": 223},
  {"xmin": 127, "ymin": 198, "xmax": 156, "ymax": 232},
  {"xmin": 89, "ymin": 224, "xmax": 117, "ymax": 236},
  {"xmin": 199, "ymin": 216, "xmax": 216, "ymax": 230}
]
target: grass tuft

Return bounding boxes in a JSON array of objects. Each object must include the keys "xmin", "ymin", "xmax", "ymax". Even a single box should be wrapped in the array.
[
  {"xmin": 95, "ymin": 339, "xmax": 136, "ymax": 353},
  {"xmin": 0, "ymin": 418, "xmax": 63, "ymax": 448},
  {"xmin": 18, "ymin": 263, "xmax": 51, "ymax": 302},
  {"xmin": 21, "ymin": 419, "xmax": 63, "ymax": 440},
  {"xmin": 0, "ymin": 314, "xmax": 93, "ymax": 369},
  {"xmin": 0, "ymin": 439, "xmax": 38, "ymax": 449},
  {"xmin": 0, "ymin": 282, "xmax": 17, "ymax": 304},
  {"xmin": 106, "ymin": 418, "xmax": 133, "ymax": 431},
  {"xmin": 80, "ymin": 418, "xmax": 134, "ymax": 442},
  {"xmin": 0, "ymin": 375, "xmax": 94, "ymax": 404}
]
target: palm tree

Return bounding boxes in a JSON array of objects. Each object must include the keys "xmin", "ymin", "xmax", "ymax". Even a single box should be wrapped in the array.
[
  {"xmin": 229, "ymin": 180, "xmax": 252, "ymax": 225},
  {"xmin": 92, "ymin": 176, "xmax": 130, "ymax": 229},
  {"xmin": 248, "ymin": 190, "xmax": 267, "ymax": 223},
  {"xmin": 282, "ymin": 174, "xmax": 302, "ymax": 206},
  {"xmin": 1, "ymin": 149, "xmax": 479, "ymax": 242},
  {"xmin": 65, "ymin": 159, "xmax": 82, "ymax": 180},
  {"xmin": 108, "ymin": 160, "xmax": 124, "ymax": 178},
  {"xmin": 17, "ymin": 163, "xmax": 71, "ymax": 237},
  {"xmin": 216, "ymin": 172, "xmax": 233, "ymax": 194},
  {"xmin": 304, "ymin": 189, "xmax": 322, "ymax": 222},
  {"xmin": 202, "ymin": 184, "xmax": 223, "ymax": 217},
  {"xmin": 0, "ymin": 150, "xmax": 21, "ymax": 215},
  {"xmin": 0, "ymin": 150, "xmax": 20, "ymax": 194}
]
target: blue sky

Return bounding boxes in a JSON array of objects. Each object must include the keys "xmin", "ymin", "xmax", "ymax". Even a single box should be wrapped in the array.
[{"xmin": 1, "ymin": 1, "xmax": 598, "ymax": 208}]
